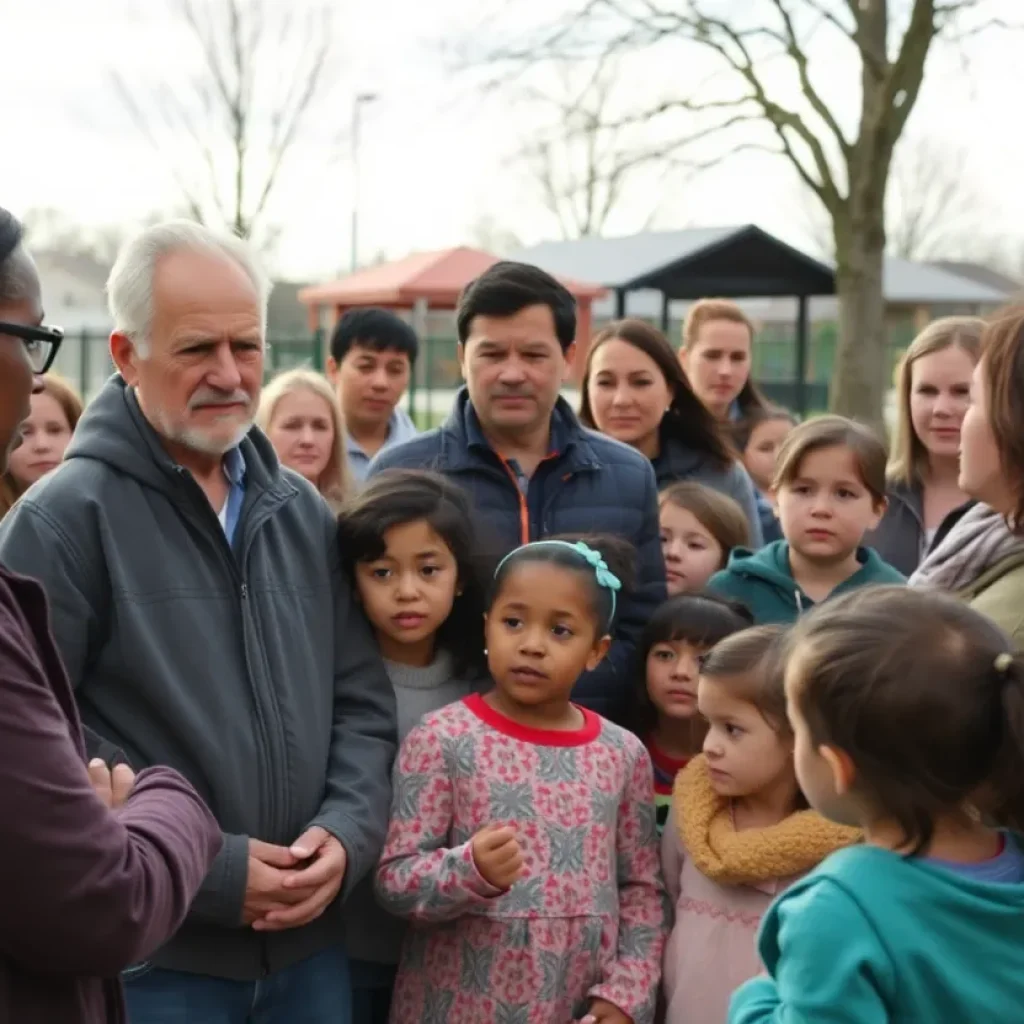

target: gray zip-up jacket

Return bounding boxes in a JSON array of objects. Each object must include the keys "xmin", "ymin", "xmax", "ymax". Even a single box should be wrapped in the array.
[{"xmin": 0, "ymin": 376, "xmax": 397, "ymax": 981}]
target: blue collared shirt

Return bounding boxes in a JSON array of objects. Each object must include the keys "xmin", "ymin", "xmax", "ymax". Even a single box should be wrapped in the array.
[
  {"xmin": 347, "ymin": 406, "xmax": 420, "ymax": 483},
  {"xmin": 218, "ymin": 446, "xmax": 247, "ymax": 545}
]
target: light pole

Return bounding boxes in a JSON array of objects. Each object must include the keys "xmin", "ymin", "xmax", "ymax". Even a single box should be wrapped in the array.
[{"xmin": 351, "ymin": 91, "xmax": 378, "ymax": 273}]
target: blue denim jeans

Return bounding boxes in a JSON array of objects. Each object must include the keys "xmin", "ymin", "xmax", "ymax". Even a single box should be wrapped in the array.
[{"xmin": 124, "ymin": 947, "xmax": 352, "ymax": 1023}]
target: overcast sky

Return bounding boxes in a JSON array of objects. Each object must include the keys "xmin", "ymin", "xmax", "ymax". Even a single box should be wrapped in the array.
[{"xmin": 3, "ymin": 0, "xmax": 1022, "ymax": 280}]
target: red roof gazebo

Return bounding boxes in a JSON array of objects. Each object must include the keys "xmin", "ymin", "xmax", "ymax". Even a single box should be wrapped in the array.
[{"xmin": 298, "ymin": 246, "xmax": 607, "ymax": 363}]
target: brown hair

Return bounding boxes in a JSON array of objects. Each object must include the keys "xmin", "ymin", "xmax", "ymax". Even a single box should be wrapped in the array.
[
  {"xmin": 1, "ymin": 374, "xmax": 83, "ymax": 517},
  {"xmin": 888, "ymin": 316, "xmax": 983, "ymax": 488},
  {"xmin": 681, "ymin": 298, "xmax": 770, "ymax": 419},
  {"xmin": 659, "ymin": 481, "xmax": 751, "ymax": 562},
  {"xmin": 773, "ymin": 414, "xmax": 887, "ymax": 505},
  {"xmin": 580, "ymin": 319, "xmax": 732, "ymax": 466},
  {"xmin": 786, "ymin": 585, "xmax": 1024, "ymax": 854},
  {"xmin": 700, "ymin": 624, "xmax": 791, "ymax": 735},
  {"xmin": 978, "ymin": 305, "xmax": 1024, "ymax": 530}
]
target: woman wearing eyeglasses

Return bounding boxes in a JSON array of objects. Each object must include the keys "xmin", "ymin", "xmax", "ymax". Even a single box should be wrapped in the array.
[{"xmin": 0, "ymin": 207, "xmax": 222, "ymax": 1024}]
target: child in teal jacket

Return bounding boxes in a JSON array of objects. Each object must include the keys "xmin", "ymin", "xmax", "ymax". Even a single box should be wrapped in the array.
[
  {"xmin": 709, "ymin": 416, "xmax": 904, "ymax": 623},
  {"xmin": 730, "ymin": 585, "xmax": 1024, "ymax": 1023}
]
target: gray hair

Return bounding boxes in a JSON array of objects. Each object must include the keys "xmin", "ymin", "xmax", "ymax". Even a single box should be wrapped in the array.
[
  {"xmin": 0, "ymin": 246, "xmax": 39, "ymax": 306},
  {"xmin": 106, "ymin": 220, "xmax": 270, "ymax": 356}
]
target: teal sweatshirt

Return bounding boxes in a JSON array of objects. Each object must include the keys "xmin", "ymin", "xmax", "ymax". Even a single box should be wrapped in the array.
[
  {"xmin": 729, "ymin": 841, "xmax": 1024, "ymax": 1023},
  {"xmin": 708, "ymin": 540, "xmax": 905, "ymax": 624}
]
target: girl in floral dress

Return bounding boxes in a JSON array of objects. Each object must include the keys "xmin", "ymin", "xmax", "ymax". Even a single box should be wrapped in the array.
[{"xmin": 376, "ymin": 536, "xmax": 669, "ymax": 1024}]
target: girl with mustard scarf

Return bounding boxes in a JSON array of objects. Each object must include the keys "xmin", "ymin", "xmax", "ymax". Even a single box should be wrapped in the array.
[{"xmin": 660, "ymin": 625, "xmax": 859, "ymax": 1024}]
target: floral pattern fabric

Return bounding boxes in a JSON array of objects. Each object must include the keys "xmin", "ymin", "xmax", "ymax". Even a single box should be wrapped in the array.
[{"xmin": 375, "ymin": 694, "xmax": 669, "ymax": 1024}]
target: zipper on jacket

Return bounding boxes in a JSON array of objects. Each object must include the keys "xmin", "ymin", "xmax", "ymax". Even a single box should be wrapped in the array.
[
  {"xmin": 172, "ymin": 466, "xmax": 282, "ymax": 844},
  {"xmin": 237, "ymin": 498, "xmax": 294, "ymax": 842}
]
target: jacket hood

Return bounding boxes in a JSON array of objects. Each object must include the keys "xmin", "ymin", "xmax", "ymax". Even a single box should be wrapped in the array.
[
  {"xmin": 722, "ymin": 541, "xmax": 795, "ymax": 591},
  {"xmin": 65, "ymin": 374, "xmax": 282, "ymax": 493},
  {"xmin": 722, "ymin": 541, "xmax": 903, "ymax": 609},
  {"xmin": 827, "ymin": 840, "xmax": 1024, "ymax": 972}
]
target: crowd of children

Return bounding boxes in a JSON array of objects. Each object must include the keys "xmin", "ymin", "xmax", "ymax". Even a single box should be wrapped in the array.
[{"xmin": 331, "ymin": 406, "xmax": 1024, "ymax": 1024}]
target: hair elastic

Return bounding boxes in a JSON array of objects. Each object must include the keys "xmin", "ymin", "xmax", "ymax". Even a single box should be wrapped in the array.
[
  {"xmin": 995, "ymin": 651, "xmax": 1014, "ymax": 678},
  {"xmin": 494, "ymin": 540, "xmax": 622, "ymax": 625}
]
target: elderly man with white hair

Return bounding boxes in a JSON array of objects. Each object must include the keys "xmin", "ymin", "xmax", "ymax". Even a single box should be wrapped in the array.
[{"xmin": 0, "ymin": 221, "xmax": 397, "ymax": 1023}]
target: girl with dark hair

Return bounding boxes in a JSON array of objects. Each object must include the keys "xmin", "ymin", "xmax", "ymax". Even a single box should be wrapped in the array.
[
  {"xmin": 731, "ymin": 586, "xmax": 1024, "ymax": 1021},
  {"xmin": 580, "ymin": 319, "xmax": 763, "ymax": 545},
  {"xmin": 662, "ymin": 625, "xmax": 858, "ymax": 1024},
  {"xmin": 630, "ymin": 592, "xmax": 752, "ymax": 833},
  {"xmin": 376, "ymin": 535, "xmax": 667, "ymax": 1024},
  {"xmin": 336, "ymin": 468, "xmax": 490, "ymax": 1023}
]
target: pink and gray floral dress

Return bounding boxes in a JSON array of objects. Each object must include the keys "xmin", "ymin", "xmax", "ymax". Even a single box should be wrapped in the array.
[{"xmin": 375, "ymin": 693, "xmax": 668, "ymax": 1024}]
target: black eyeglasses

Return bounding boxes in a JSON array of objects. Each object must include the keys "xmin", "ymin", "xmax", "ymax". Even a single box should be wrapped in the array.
[{"xmin": 0, "ymin": 322, "xmax": 64, "ymax": 374}]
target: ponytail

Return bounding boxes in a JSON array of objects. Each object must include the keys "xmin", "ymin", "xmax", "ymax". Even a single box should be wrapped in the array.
[{"xmin": 990, "ymin": 653, "xmax": 1024, "ymax": 831}]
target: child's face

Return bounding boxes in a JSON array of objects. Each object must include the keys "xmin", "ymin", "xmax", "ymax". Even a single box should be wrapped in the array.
[
  {"xmin": 659, "ymin": 502, "xmax": 724, "ymax": 595},
  {"xmin": 698, "ymin": 674, "xmax": 794, "ymax": 800},
  {"xmin": 355, "ymin": 520, "xmax": 459, "ymax": 664},
  {"xmin": 743, "ymin": 417, "xmax": 793, "ymax": 493},
  {"xmin": 485, "ymin": 562, "xmax": 609, "ymax": 709},
  {"xmin": 774, "ymin": 446, "xmax": 884, "ymax": 564},
  {"xmin": 646, "ymin": 638, "xmax": 704, "ymax": 720}
]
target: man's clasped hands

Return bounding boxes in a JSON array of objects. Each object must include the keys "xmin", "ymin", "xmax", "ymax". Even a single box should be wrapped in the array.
[{"xmin": 87, "ymin": 759, "xmax": 346, "ymax": 933}]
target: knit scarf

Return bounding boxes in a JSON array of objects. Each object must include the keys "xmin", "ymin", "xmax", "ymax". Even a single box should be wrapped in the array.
[
  {"xmin": 909, "ymin": 502, "xmax": 1024, "ymax": 593},
  {"xmin": 674, "ymin": 755, "xmax": 861, "ymax": 885}
]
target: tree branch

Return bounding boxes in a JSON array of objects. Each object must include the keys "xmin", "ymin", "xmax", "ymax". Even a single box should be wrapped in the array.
[{"xmin": 765, "ymin": 0, "xmax": 852, "ymax": 159}]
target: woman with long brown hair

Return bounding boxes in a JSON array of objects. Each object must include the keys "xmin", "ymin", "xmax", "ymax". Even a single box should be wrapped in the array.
[
  {"xmin": 868, "ymin": 317, "xmax": 982, "ymax": 575},
  {"xmin": 580, "ymin": 318, "xmax": 763, "ymax": 544},
  {"xmin": 1, "ymin": 374, "xmax": 83, "ymax": 518}
]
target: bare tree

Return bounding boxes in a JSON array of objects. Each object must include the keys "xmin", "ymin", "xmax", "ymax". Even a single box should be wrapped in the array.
[
  {"xmin": 466, "ymin": 214, "xmax": 525, "ymax": 256},
  {"xmin": 799, "ymin": 134, "xmax": 994, "ymax": 263},
  {"xmin": 114, "ymin": 0, "xmax": 335, "ymax": 244},
  {"xmin": 516, "ymin": 55, "xmax": 677, "ymax": 238},
  {"xmin": 886, "ymin": 137, "xmax": 989, "ymax": 261},
  {"xmin": 487, "ymin": 0, "xmax": 1013, "ymax": 426}
]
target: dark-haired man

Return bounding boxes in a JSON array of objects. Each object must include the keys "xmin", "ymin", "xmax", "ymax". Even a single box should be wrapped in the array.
[
  {"xmin": 327, "ymin": 308, "xmax": 419, "ymax": 482},
  {"xmin": 368, "ymin": 261, "xmax": 667, "ymax": 720}
]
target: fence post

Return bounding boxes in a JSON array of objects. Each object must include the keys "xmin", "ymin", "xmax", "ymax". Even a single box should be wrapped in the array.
[
  {"xmin": 80, "ymin": 329, "xmax": 92, "ymax": 400},
  {"xmin": 311, "ymin": 328, "xmax": 325, "ymax": 371}
]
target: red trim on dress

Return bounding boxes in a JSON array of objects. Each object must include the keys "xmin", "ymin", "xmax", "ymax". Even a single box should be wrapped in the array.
[{"xmin": 463, "ymin": 692, "xmax": 601, "ymax": 747}]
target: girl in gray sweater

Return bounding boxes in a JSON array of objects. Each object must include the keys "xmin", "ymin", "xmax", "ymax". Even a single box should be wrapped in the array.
[{"xmin": 337, "ymin": 469, "xmax": 490, "ymax": 1024}]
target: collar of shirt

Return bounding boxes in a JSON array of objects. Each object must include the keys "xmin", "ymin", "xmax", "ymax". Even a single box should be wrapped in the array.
[{"xmin": 219, "ymin": 446, "xmax": 247, "ymax": 545}]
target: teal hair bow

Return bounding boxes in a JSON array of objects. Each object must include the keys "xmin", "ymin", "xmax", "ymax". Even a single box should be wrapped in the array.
[{"xmin": 495, "ymin": 539, "xmax": 622, "ymax": 626}]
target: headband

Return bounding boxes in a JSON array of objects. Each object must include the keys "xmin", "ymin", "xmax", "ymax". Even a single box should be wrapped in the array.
[{"xmin": 495, "ymin": 539, "xmax": 622, "ymax": 626}]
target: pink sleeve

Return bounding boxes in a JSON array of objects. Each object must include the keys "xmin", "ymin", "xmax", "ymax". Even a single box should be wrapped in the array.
[
  {"xmin": 661, "ymin": 802, "xmax": 684, "ymax": 906},
  {"xmin": 589, "ymin": 739, "xmax": 671, "ymax": 1024},
  {"xmin": 374, "ymin": 722, "xmax": 502, "ymax": 923}
]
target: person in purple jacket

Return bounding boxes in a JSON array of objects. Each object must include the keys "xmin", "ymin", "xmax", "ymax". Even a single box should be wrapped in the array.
[{"xmin": 0, "ymin": 209, "xmax": 222, "ymax": 1022}]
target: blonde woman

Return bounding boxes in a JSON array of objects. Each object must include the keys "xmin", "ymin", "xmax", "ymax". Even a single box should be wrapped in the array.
[
  {"xmin": 867, "ymin": 317, "xmax": 983, "ymax": 575},
  {"xmin": 258, "ymin": 368, "xmax": 354, "ymax": 513},
  {"xmin": 1, "ymin": 374, "xmax": 83, "ymax": 519}
]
